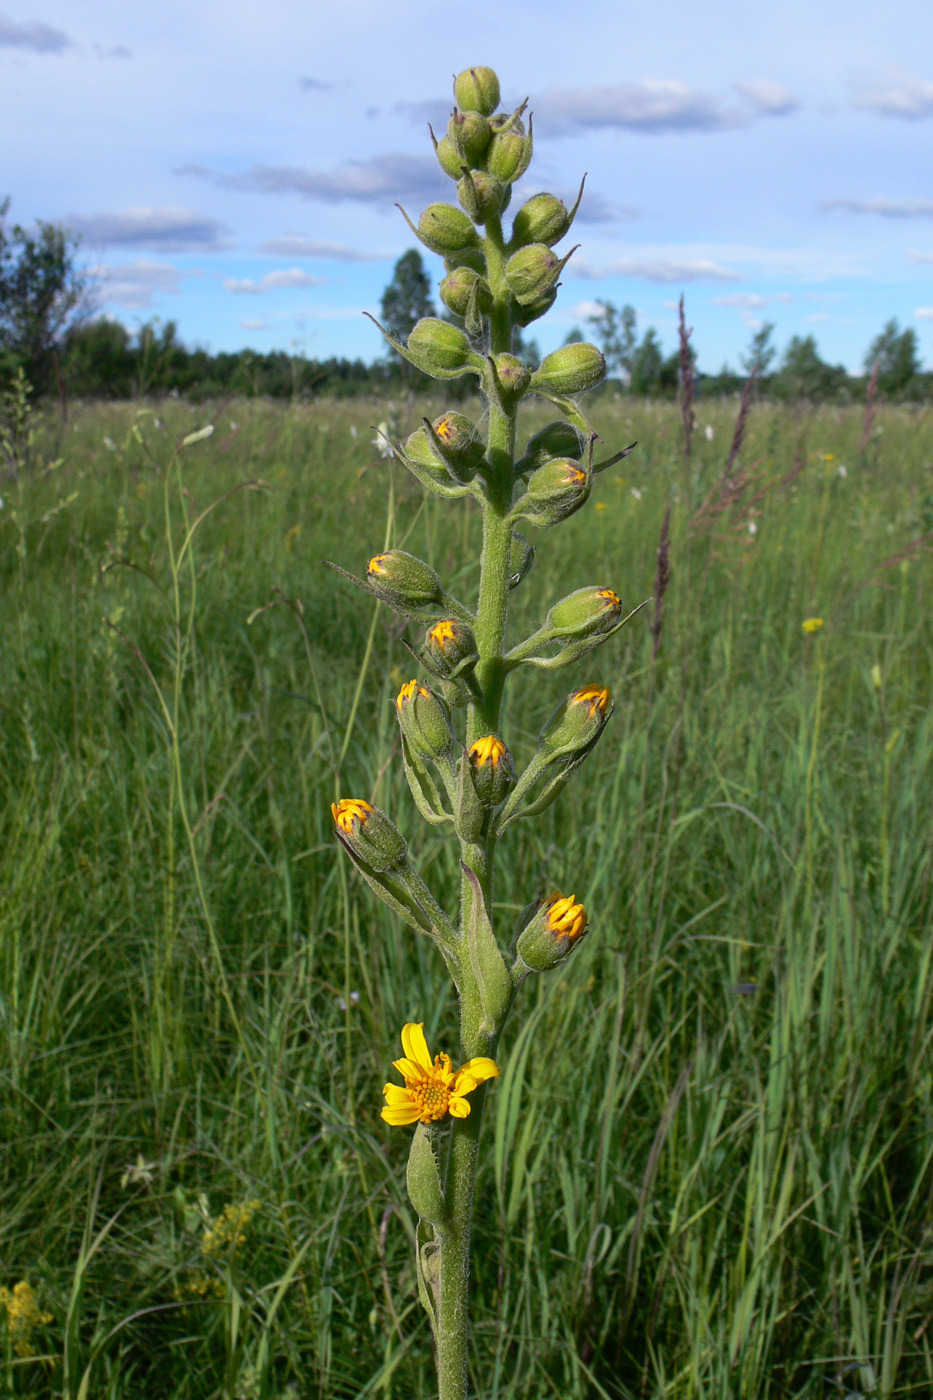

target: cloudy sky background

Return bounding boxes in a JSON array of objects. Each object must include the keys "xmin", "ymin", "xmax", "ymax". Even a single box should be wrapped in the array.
[{"xmin": 6, "ymin": 0, "xmax": 933, "ymax": 371}]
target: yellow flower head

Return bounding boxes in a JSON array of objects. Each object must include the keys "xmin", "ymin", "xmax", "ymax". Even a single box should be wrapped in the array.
[
  {"xmin": 428, "ymin": 619, "xmax": 458, "ymax": 647},
  {"xmin": 570, "ymin": 684, "xmax": 612, "ymax": 717},
  {"xmin": 469, "ymin": 735, "xmax": 507, "ymax": 768},
  {"xmin": 802, "ymin": 617, "xmax": 824, "ymax": 635},
  {"xmin": 396, "ymin": 679, "xmax": 430, "ymax": 710},
  {"xmin": 544, "ymin": 892, "xmax": 588, "ymax": 943},
  {"xmin": 331, "ymin": 798, "xmax": 373, "ymax": 834},
  {"xmin": 0, "ymin": 1281, "xmax": 53, "ymax": 1358},
  {"xmin": 368, "ymin": 553, "xmax": 390, "ymax": 575},
  {"xmin": 382, "ymin": 1023, "xmax": 499, "ymax": 1126},
  {"xmin": 568, "ymin": 466, "xmax": 587, "ymax": 486},
  {"xmin": 435, "ymin": 414, "xmax": 456, "ymax": 444},
  {"xmin": 596, "ymin": 588, "xmax": 621, "ymax": 609}
]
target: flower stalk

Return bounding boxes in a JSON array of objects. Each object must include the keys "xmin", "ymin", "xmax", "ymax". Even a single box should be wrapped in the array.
[{"xmin": 328, "ymin": 63, "xmax": 643, "ymax": 1400}]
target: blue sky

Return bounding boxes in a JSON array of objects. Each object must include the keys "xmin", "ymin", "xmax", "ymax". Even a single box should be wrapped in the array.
[{"xmin": 5, "ymin": 0, "xmax": 933, "ymax": 372}]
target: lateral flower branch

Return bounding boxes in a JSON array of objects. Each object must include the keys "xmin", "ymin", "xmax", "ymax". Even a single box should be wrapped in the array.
[{"xmin": 326, "ymin": 64, "xmax": 643, "ymax": 1400}]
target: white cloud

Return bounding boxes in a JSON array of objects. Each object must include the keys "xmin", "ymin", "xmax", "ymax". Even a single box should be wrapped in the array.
[
  {"xmin": 69, "ymin": 206, "xmax": 231, "ymax": 252},
  {"xmin": 823, "ymin": 197, "xmax": 933, "ymax": 217},
  {"xmin": 805, "ymin": 312, "xmax": 829, "ymax": 322},
  {"xmin": 257, "ymin": 235, "xmax": 384, "ymax": 260},
  {"xmin": 224, "ymin": 268, "xmax": 324, "ymax": 294},
  {"xmin": 239, "ymin": 318, "xmax": 269, "ymax": 331},
  {"xmin": 850, "ymin": 68, "xmax": 933, "ymax": 119},
  {"xmin": 0, "ymin": 13, "xmax": 70, "ymax": 51},
  {"xmin": 733, "ymin": 80, "xmax": 799, "ymax": 115},
  {"xmin": 916, "ymin": 307, "xmax": 933, "ymax": 320},
  {"xmin": 570, "ymin": 300, "xmax": 608, "ymax": 319},
  {"xmin": 714, "ymin": 292, "xmax": 793, "ymax": 308},
  {"xmin": 94, "ymin": 260, "xmax": 184, "ymax": 309},
  {"xmin": 533, "ymin": 77, "xmax": 798, "ymax": 135},
  {"xmin": 573, "ymin": 256, "xmax": 740, "ymax": 283},
  {"xmin": 183, "ymin": 154, "xmax": 444, "ymax": 205},
  {"xmin": 909, "ymin": 249, "xmax": 933, "ymax": 264}
]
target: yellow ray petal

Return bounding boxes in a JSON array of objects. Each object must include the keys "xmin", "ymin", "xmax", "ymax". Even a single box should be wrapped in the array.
[
  {"xmin": 456, "ymin": 1057, "xmax": 500, "ymax": 1089},
  {"xmin": 381, "ymin": 1104, "xmax": 421, "ymax": 1125},
  {"xmin": 393, "ymin": 1057, "xmax": 425, "ymax": 1082},
  {"xmin": 448, "ymin": 1095, "xmax": 472, "ymax": 1118},
  {"xmin": 383, "ymin": 1083, "xmax": 415, "ymax": 1106},
  {"xmin": 401, "ymin": 1023, "xmax": 433, "ymax": 1073}
]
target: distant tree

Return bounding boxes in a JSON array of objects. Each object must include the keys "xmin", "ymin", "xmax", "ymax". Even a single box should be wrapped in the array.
[
  {"xmin": 0, "ymin": 198, "xmax": 90, "ymax": 395},
  {"xmin": 381, "ymin": 250, "xmax": 435, "ymax": 338},
  {"xmin": 562, "ymin": 326, "xmax": 583, "ymax": 345},
  {"xmin": 64, "ymin": 319, "xmax": 135, "ymax": 398},
  {"xmin": 629, "ymin": 328, "xmax": 664, "ymax": 395},
  {"xmin": 585, "ymin": 299, "xmax": 637, "ymax": 381},
  {"xmin": 865, "ymin": 318, "xmax": 921, "ymax": 397},
  {"xmin": 741, "ymin": 322, "xmax": 776, "ymax": 376},
  {"xmin": 772, "ymin": 335, "xmax": 848, "ymax": 402}
]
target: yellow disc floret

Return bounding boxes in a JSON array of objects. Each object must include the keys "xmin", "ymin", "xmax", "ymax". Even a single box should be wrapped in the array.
[
  {"xmin": 802, "ymin": 617, "xmax": 824, "ymax": 634},
  {"xmin": 331, "ymin": 798, "xmax": 373, "ymax": 833},
  {"xmin": 382, "ymin": 1023, "xmax": 500, "ymax": 1126},
  {"xmin": 596, "ymin": 588, "xmax": 621, "ymax": 609}
]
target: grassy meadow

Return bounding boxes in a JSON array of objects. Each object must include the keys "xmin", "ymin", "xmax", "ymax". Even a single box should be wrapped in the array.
[{"xmin": 2, "ymin": 390, "xmax": 933, "ymax": 1398}]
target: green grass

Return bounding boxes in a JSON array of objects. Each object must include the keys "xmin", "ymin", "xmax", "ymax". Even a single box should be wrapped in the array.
[{"xmin": 2, "ymin": 391, "xmax": 933, "ymax": 1398}]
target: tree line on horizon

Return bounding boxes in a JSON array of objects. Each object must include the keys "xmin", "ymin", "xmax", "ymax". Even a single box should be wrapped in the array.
[{"xmin": 0, "ymin": 203, "xmax": 928, "ymax": 406}]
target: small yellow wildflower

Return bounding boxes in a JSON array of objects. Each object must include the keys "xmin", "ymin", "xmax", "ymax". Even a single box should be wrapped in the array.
[
  {"xmin": 543, "ymin": 892, "xmax": 588, "ymax": 943},
  {"xmin": 468, "ymin": 735, "xmax": 507, "ymax": 767},
  {"xmin": 570, "ymin": 684, "xmax": 612, "ymax": 717},
  {"xmin": 0, "ymin": 1281, "xmax": 53, "ymax": 1358},
  {"xmin": 382, "ymin": 1024, "xmax": 499, "ymax": 1126},
  {"xmin": 396, "ymin": 679, "xmax": 431, "ymax": 709},
  {"xmin": 201, "ymin": 1199, "xmax": 261, "ymax": 1258},
  {"xmin": 428, "ymin": 619, "xmax": 458, "ymax": 647},
  {"xmin": 802, "ymin": 617, "xmax": 824, "ymax": 634},
  {"xmin": 332, "ymin": 798, "xmax": 373, "ymax": 834}
]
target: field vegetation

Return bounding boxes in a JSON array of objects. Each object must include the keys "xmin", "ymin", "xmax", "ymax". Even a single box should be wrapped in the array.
[{"xmin": 2, "ymin": 392, "xmax": 933, "ymax": 1398}]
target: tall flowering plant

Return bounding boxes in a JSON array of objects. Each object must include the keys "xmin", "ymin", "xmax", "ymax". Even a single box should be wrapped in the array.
[{"xmin": 328, "ymin": 64, "xmax": 640, "ymax": 1400}]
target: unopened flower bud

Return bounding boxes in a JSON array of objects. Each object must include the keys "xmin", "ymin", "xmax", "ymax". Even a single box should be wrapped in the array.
[
  {"xmin": 434, "ymin": 134, "xmax": 464, "ymax": 180},
  {"xmin": 486, "ymin": 126, "xmax": 533, "ymax": 183},
  {"xmin": 531, "ymin": 343, "xmax": 606, "ymax": 396},
  {"xmin": 448, "ymin": 109, "xmax": 492, "ymax": 167},
  {"xmin": 511, "ymin": 193, "xmax": 574, "ymax": 248},
  {"xmin": 545, "ymin": 587, "xmax": 622, "ymax": 639},
  {"xmin": 492, "ymin": 353, "xmax": 531, "ymax": 405},
  {"xmin": 396, "ymin": 680, "xmax": 454, "ymax": 762},
  {"xmin": 407, "ymin": 318, "xmax": 475, "ymax": 377},
  {"xmin": 439, "ymin": 266, "xmax": 492, "ymax": 319},
  {"xmin": 332, "ymin": 798, "xmax": 407, "ymax": 872},
  {"xmin": 367, "ymin": 550, "xmax": 443, "ymax": 609},
  {"xmin": 504, "ymin": 243, "xmax": 566, "ymax": 306},
  {"xmin": 425, "ymin": 618, "xmax": 479, "ymax": 678},
  {"xmin": 429, "ymin": 412, "xmax": 485, "ymax": 482},
  {"xmin": 403, "ymin": 425, "xmax": 449, "ymax": 485},
  {"xmin": 457, "ymin": 169, "xmax": 506, "ymax": 224},
  {"xmin": 517, "ymin": 420, "xmax": 585, "ymax": 476},
  {"xmin": 515, "ymin": 892, "xmax": 588, "ymax": 971},
  {"xmin": 524, "ymin": 458, "xmax": 590, "ymax": 524},
  {"xmin": 468, "ymin": 735, "xmax": 516, "ymax": 807},
  {"xmin": 539, "ymin": 684, "xmax": 612, "ymax": 762},
  {"xmin": 453, "ymin": 66, "xmax": 500, "ymax": 117},
  {"xmin": 417, "ymin": 203, "xmax": 479, "ymax": 256}
]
